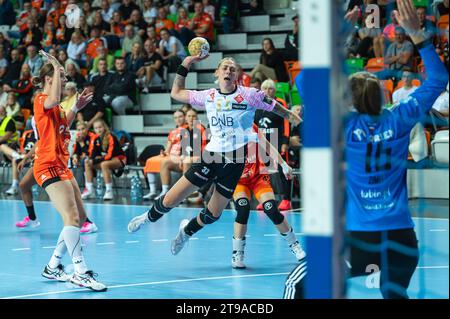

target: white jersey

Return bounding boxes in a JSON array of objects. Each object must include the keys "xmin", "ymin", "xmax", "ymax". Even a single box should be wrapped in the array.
[{"xmin": 188, "ymin": 86, "xmax": 276, "ymax": 152}]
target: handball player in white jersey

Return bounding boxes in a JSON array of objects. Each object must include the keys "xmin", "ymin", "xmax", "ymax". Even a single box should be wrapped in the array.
[{"xmin": 128, "ymin": 53, "xmax": 301, "ymax": 255}]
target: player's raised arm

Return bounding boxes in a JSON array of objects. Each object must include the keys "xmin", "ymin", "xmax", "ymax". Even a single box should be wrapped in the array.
[{"xmin": 171, "ymin": 54, "xmax": 209, "ymax": 103}]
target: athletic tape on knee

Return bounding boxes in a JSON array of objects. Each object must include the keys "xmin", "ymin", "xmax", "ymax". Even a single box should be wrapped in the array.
[
  {"xmin": 154, "ymin": 195, "xmax": 172, "ymax": 214},
  {"xmin": 263, "ymin": 200, "xmax": 284, "ymax": 225},
  {"xmin": 234, "ymin": 197, "xmax": 250, "ymax": 225},
  {"xmin": 199, "ymin": 207, "xmax": 219, "ymax": 225}
]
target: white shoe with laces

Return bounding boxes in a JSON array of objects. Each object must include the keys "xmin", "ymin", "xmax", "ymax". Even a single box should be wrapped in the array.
[
  {"xmin": 231, "ymin": 251, "xmax": 246, "ymax": 269},
  {"xmin": 103, "ymin": 190, "xmax": 113, "ymax": 200},
  {"xmin": 171, "ymin": 219, "xmax": 190, "ymax": 255},
  {"xmin": 70, "ymin": 270, "xmax": 107, "ymax": 292},
  {"xmin": 290, "ymin": 241, "xmax": 306, "ymax": 261},
  {"xmin": 5, "ymin": 185, "xmax": 19, "ymax": 195},
  {"xmin": 41, "ymin": 264, "xmax": 71, "ymax": 282},
  {"xmin": 127, "ymin": 210, "xmax": 150, "ymax": 233},
  {"xmin": 81, "ymin": 188, "xmax": 94, "ymax": 200}
]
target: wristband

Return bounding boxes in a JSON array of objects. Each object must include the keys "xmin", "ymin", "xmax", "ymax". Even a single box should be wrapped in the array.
[
  {"xmin": 415, "ymin": 37, "xmax": 433, "ymax": 50},
  {"xmin": 177, "ymin": 64, "xmax": 189, "ymax": 77}
]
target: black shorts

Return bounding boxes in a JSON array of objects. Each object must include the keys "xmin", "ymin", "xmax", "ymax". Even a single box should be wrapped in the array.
[
  {"xmin": 348, "ymin": 228, "xmax": 419, "ymax": 299},
  {"xmin": 184, "ymin": 146, "xmax": 247, "ymax": 199}
]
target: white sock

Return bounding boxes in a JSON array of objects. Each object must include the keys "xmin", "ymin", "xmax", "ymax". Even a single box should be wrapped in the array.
[
  {"xmin": 105, "ymin": 183, "xmax": 113, "ymax": 192},
  {"xmin": 62, "ymin": 226, "xmax": 88, "ymax": 274},
  {"xmin": 161, "ymin": 185, "xmax": 169, "ymax": 194},
  {"xmin": 48, "ymin": 230, "xmax": 68, "ymax": 268},
  {"xmin": 232, "ymin": 237, "xmax": 246, "ymax": 252},
  {"xmin": 12, "ymin": 179, "xmax": 19, "ymax": 188},
  {"xmin": 147, "ymin": 174, "xmax": 156, "ymax": 193},
  {"xmin": 86, "ymin": 182, "xmax": 93, "ymax": 192},
  {"xmin": 12, "ymin": 151, "xmax": 21, "ymax": 160},
  {"xmin": 281, "ymin": 227, "xmax": 297, "ymax": 246}
]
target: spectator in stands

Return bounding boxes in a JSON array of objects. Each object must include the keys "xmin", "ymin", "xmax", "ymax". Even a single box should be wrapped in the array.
[
  {"xmin": 129, "ymin": 9, "xmax": 148, "ymax": 38},
  {"xmin": 119, "ymin": 0, "xmax": 140, "ymax": 22},
  {"xmin": 375, "ymin": 26, "xmax": 414, "ymax": 81},
  {"xmin": 67, "ymin": 31, "xmax": 87, "ymax": 68},
  {"xmin": 254, "ymin": 79, "xmax": 292, "ymax": 211},
  {"xmin": 0, "ymin": 32, "xmax": 11, "ymax": 57},
  {"xmin": 16, "ymin": 2, "xmax": 33, "ymax": 33},
  {"xmin": 103, "ymin": 56, "xmax": 136, "ymax": 115},
  {"xmin": 240, "ymin": 0, "xmax": 265, "ymax": 16},
  {"xmin": 92, "ymin": 9, "xmax": 111, "ymax": 35},
  {"xmin": 202, "ymin": 0, "xmax": 215, "ymax": 21},
  {"xmin": 143, "ymin": 108, "xmax": 187, "ymax": 200},
  {"xmin": 71, "ymin": 121, "xmax": 97, "ymax": 168},
  {"xmin": 250, "ymin": 38, "xmax": 289, "ymax": 83},
  {"xmin": 392, "ymin": 71, "xmax": 418, "ymax": 103},
  {"xmin": 66, "ymin": 61, "xmax": 86, "ymax": 89},
  {"xmin": 285, "ymin": 15, "xmax": 299, "ymax": 61},
  {"xmin": 417, "ymin": 6, "xmax": 437, "ymax": 40},
  {"xmin": 30, "ymin": 5, "xmax": 45, "ymax": 27},
  {"xmin": 90, "ymin": 58, "xmax": 113, "ymax": 97},
  {"xmin": 174, "ymin": 6, "xmax": 190, "ymax": 34},
  {"xmin": 82, "ymin": 119, "xmax": 126, "ymax": 201},
  {"xmin": 41, "ymin": 20, "xmax": 56, "ymax": 52},
  {"xmin": 137, "ymin": 39, "xmax": 164, "ymax": 93},
  {"xmin": 215, "ymin": 0, "xmax": 239, "ymax": 34},
  {"xmin": 250, "ymin": 77, "xmax": 262, "ymax": 90},
  {"xmin": 0, "ymin": 46, "xmax": 7, "ymax": 80},
  {"xmin": 355, "ymin": 11, "xmax": 382, "ymax": 58},
  {"xmin": 82, "ymin": 0, "xmax": 96, "ymax": 26},
  {"xmin": 126, "ymin": 42, "xmax": 144, "ymax": 75},
  {"xmin": 55, "ymin": 14, "xmax": 73, "ymax": 49},
  {"xmin": 430, "ymin": 82, "xmax": 449, "ymax": 127},
  {"xmin": 46, "ymin": 1, "xmax": 62, "ymax": 27},
  {"xmin": 77, "ymin": 82, "xmax": 107, "ymax": 130},
  {"xmin": 3, "ymin": 92, "xmax": 23, "ymax": 130},
  {"xmin": 60, "ymin": 81, "xmax": 79, "ymax": 115},
  {"xmin": 90, "ymin": 45, "xmax": 115, "ymax": 74},
  {"xmin": 236, "ymin": 64, "xmax": 251, "ymax": 87},
  {"xmin": 155, "ymin": 6, "xmax": 176, "ymax": 36},
  {"xmin": 0, "ymin": 0, "xmax": 16, "ymax": 26},
  {"xmin": 157, "ymin": 28, "xmax": 186, "ymax": 72},
  {"xmin": 436, "ymin": 0, "xmax": 449, "ymax": 19},
  {"xmin": 86, "ymin": 27, "xmax": 108, "ymax": 66},
  {"xmin": 3, "ymin": 63, "xmax": 33, "ymax": 110},
  {"xmin": 77, "ymin": 15, "xmax": 91, "ymax": 38},
  {"xmin": 101, "ymin": 0, "xmax": 115, "ymax": 23},
  {"xmin": 57, "ymin": 48, "xmax": 80, "ymax": 70},
  {"xmin": 20, "ymin": 17, "xmax": 43, "ymax": 48},
  {"xmin": 24, "ymin": 45, "xmax": 43, "ymax": 77},
  {"xmin": 122, "ymin": 24, "xmax": 143, "ymax": 57},
  {"xmin": 1, "ymin": 49, "xmax": 21, "ymax": 86},
  {"xmin": 142, "ymin": 0, "xmax": 158, "ymax": 25},
  {"xmin": 0, "ymin": 104, "xmax": 19, "ymax": 163},
  {"xmin": 142, "ymin": 25, "xmax": 158, "ymax": 43},
  {"xmin": 289, "ymin": 105, "xmax": 303, "ymax": 148},
  {"xmin": 181, "ymin": 1, "xmax": 214, "ymax": 45},
  {"xmin": 108, "ymin": 11, "xmax": 126, "ymax": 37}
]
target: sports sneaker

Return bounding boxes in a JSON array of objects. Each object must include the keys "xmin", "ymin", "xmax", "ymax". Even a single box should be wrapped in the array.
[
  {"xmin": 171, "ymin": 219, "xmax": 190, "ymax": 255},
  {"xmin": 231, "ymin": 251, "xmax": 246, "ymax": 269},
  {"xmin": 290, "ymin": 241, "xmax": 306, "ymax": 261},
  {"xmin": 70, "ymin": 270, "xmax": 107, "ymax": 292},
  {"xmin": 103, "ymin": 190, "xmax": 113, "ymax": 200},
  {"xmin": 278, "ymin": 199, "xmax": 292, "ymax": 211},
  {"xmin": 256, "ymin": 203, "xmax": 263, "ymax": 211},
  {"xmin": 81, "ymin": 188, "xmax": 94, "ymax": 200},
  {"xmin": 141, "ymin": 87, "xmax": 149, "ymax": 94},
  {"xmin": 143, "ymin": 191, "xmax": 158, "ymax": 200},
  {"xmin": 187, "ymin": 192, "xmax": 203, "ymax": 204},
  {"xmin": 127, "ymin": 210, "xmax": 150, "ymax": 233},
  {"xmin": 5, "ymin": 185, "xmax": 19, "ymax": 196},
  {"xmin": 80, "ymin": 221, "xmax": 98, "ymax": 234},
  {"xmin": 41, "ymin": 264, "xmax": 71, "ymax": 282},
  {"xmin": 16, "ymin": 216, "xmax": 40, "ymax": 228}
]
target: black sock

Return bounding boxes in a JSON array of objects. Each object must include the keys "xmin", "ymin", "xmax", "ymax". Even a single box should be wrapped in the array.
[
  {"xmin": 85, "ymin": 217, "xmax": 92, "ymax": 223},
  {"xmin": 26, "ymin": 205, "xmax": 36, "ymax": 220},
  {"xmin": 147, "ymin": 196, "xmax": 171, "ymax": 222},
  {"xmin": 184, "ymin": 217, "xmax": 203, "ymax": 236}
]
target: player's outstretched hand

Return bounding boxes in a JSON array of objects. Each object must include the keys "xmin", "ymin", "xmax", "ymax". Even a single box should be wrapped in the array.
[
  {"xmin": 394, "ymin": 0, "xmax": 421, "ymax": 35},
  {"xmin": 183, "ymin": 53, "xmax": 210, "ymax": 68},
  {"xmin": 281, "ymin": 162, "xmax": 293, "ymax": 180},
  {"xmin": 74, "ymin": 89, "xmax": 94, "ymax": 112},
  {"xmin": 288, "ymin": 111, "xmax": 302, "ymax": 126}
]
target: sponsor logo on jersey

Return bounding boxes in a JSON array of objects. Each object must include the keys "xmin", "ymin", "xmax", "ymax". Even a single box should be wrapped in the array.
[
  {"xmin": 211, "ymin": 114, "xmax": 234, "ymax": 127},
  {"xmin": 234, "ymin": 94, "xmax": 244, "ymax": 103},
  {"xmin": 232, "ymin": 103, "xmax": 247, "ymax": 110}
]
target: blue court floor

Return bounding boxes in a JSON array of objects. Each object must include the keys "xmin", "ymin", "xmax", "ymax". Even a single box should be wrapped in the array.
[{"xmin": 0, "ymin": 199, "xmax": 448, "ymax": 299}]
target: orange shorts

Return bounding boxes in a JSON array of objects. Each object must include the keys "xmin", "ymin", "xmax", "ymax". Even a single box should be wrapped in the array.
[
  {"xmin": 233, "ymin": 174, "xmax": 273, "ymax": 202},
  {"xmin": 34, "ymin": 164, "xmax": 74, "ymax": 188},
  {"xmin": 144, "ymin": 155, "xmax": 181, "ymax": 174}
]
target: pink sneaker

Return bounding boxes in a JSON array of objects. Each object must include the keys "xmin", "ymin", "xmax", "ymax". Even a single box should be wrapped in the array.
[
  {"xmin": 80, "ymin": 221, "xmax": 98, "ymax": 234},
  {"xmin": 16, "ymin": 216, "xmax": 40, "ymax": 228},
  {"xmin": 278, "ymin": 200, "xmax": 292, "ymax": 211}
]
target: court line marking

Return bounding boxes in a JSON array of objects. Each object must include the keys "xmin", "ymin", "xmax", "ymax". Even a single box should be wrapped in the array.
[
  {"xmin": 96, "ymin": 242, "xmax": 115, "ymax": 245},
  {"xmin": 429, "ymin": 229, "xmax": 447, "ymax": 232},
  {"xmin": 1, "ymin": 272, "xmax": 290, "ymax": 299},
  {"xmin": 152, "ymin": 239, "xmax": 168, "ymax": 242},
  {"xmin": 42, "ymin": 246, "xmax": 56, "ymax": 249},
  {"xmin": 125, "ymin": 241, "xmax": 140, "ymax": 244},
  {"xmin": 417, "ymin": 266, "xmax": 449, "ymax": 269},
  {"xmin": 263, "ymin": 234, "xmax": 277, "ymax": 237},
  {"xmin": 208, "ymin": 236, "xmax": 225, "ymax": 239},
  {"xmin": 11, "ymin": 248, "xmax": 30, "ymax": 251}
]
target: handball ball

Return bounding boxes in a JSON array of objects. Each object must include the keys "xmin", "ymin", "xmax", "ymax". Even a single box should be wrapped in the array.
[{"xmin": 188, "ymin": 37, "xmax": 210, "ymax": 58}]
